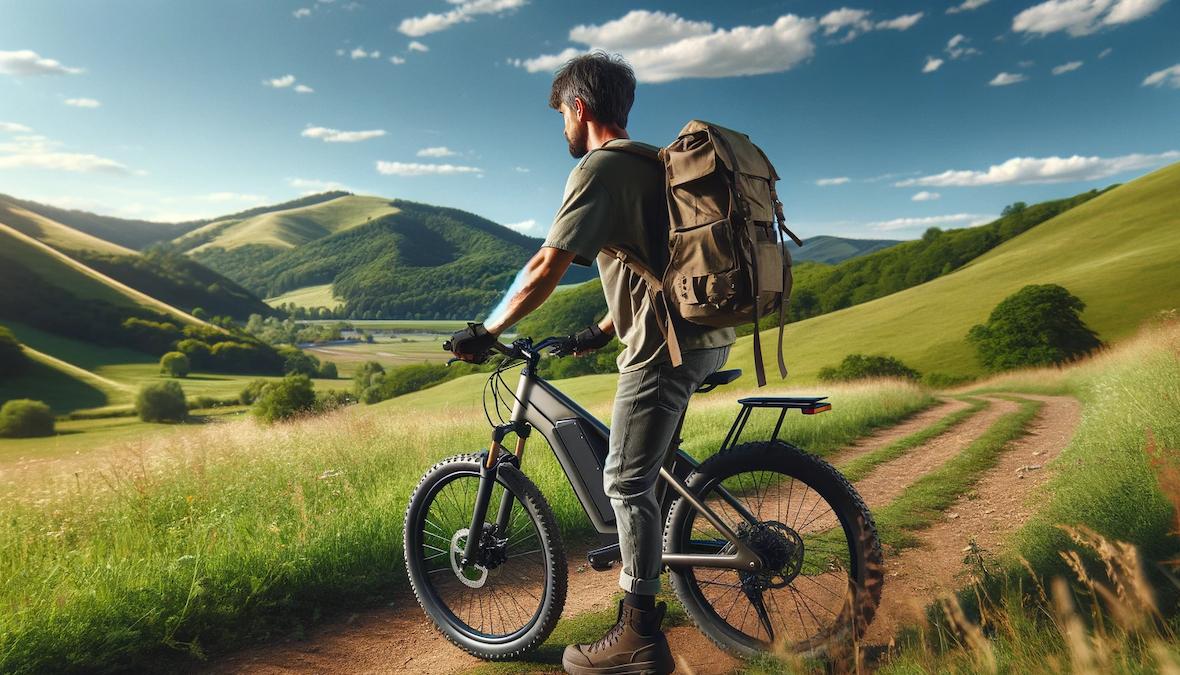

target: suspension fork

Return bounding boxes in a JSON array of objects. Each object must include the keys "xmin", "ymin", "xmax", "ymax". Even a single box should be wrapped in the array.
[{"xmin": 461, "ymin": 422, "xmax": 527, "ymax": 566}]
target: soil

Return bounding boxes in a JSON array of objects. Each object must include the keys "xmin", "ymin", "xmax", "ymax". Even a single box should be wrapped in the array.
[
  {"xmin": 201, "ymin": 394, "xmax": 1079, "ymax": 675},
  {"xmin": 827, "ymin": 397, "xmax": 973, "ymax": 467}
]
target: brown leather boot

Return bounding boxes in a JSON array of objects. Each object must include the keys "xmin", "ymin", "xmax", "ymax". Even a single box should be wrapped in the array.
[{"xmin": 561, "ymin": 600, "xmax": 675, "ymax": 675}]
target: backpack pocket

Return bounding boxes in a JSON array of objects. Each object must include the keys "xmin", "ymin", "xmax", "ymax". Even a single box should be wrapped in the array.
[
  {"xmin": 666, "ymin": 218, "xmax": 742, "ymax": 324},
  {"xmin": 754, "ymin": 223, "xmax": 785, "ymax": 294}
]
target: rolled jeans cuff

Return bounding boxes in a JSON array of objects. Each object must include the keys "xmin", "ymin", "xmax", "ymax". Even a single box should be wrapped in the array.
[{"xmin": 618, "ymin": 570, "xmax": 662, "ymax": 595}]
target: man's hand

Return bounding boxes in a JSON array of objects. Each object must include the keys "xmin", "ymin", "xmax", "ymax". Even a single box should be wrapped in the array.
[
  {"xmin": 446, "ymin": 323, "xmax": 497, "ymax": 363},
  {"xmin": 573, "ymin": 324, "xmax": 614, "ymax": 355}
]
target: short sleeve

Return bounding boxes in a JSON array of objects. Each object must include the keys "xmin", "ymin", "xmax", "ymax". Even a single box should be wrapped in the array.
[{"xmin": 543, "ymin": 165, "xmax": 616, "ymax": 267}]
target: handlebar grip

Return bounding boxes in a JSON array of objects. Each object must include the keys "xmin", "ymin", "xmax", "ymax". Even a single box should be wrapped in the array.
[{"xmin": 442, "ymin": 340, "xmax": 453, "ymax": 351}]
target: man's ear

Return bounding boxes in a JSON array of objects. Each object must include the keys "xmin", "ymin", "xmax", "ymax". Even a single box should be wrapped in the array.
[{"xmin": 573, "ymin": 97, "xmax": 587, "ymax": 122}]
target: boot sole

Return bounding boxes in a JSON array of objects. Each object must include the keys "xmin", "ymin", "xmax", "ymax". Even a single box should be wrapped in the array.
[{"xmin": 560, "ymin": 659, "xmax": 675, "ymax": 675}]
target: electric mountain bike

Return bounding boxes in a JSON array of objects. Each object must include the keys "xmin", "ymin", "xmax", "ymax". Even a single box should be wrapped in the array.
[{"xmin": 403, "ymin": 336, "xmax": 883, "ymax": 661}]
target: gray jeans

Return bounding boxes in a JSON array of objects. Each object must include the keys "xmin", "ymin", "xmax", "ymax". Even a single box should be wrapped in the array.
[{"xmin": 603, "ymin": 345, "xmax": 731, "ymax": 595}]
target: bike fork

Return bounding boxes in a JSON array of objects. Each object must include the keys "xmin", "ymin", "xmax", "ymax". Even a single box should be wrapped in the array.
[{"xmin": 461, "ymin": 423, "xmax": 529, "ymax": 566}]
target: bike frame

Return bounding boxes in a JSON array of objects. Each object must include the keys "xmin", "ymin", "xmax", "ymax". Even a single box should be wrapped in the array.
[{"xmin": 461, "ymin": 339, "xmax": 767, "ymax": 574}]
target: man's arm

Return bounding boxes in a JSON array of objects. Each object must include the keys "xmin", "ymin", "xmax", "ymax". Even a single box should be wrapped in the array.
[{"xmin": 485, "ymin": 247, "xmax": 578, "ymax": 335}]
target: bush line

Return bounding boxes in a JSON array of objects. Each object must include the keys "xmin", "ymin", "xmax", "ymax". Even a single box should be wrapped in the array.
[
  {"xmin": 838, "ymin": 396, "xmax": 990, "ymax": 483},
  {"xmin": 874, "ymin": 396, "xmax": 1043, "ymax": 549}
]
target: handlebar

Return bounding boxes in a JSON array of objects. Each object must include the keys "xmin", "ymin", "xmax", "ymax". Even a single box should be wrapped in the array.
[{"xmin": 442, "ymin": 335, "xmax": 572, "ymax": 365}]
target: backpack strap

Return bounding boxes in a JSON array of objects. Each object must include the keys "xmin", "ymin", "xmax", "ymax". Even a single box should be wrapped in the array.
[
  {"xmin": 752, "ymin": 144, "xmax": 797, "ymax": 380},
  {"xmin": 602, "ymin": 246, "xmax": 683, "ymax": 368}
]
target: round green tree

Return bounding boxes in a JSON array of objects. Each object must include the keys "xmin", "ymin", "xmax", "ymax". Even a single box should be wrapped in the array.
[
  {"xmin": 318, "ymin": 361, "xmax": 338, "ymax": 379},
  {"xmin": 252, "ymin": 373, "xmax": 316, "ymax": 423},
  {"xmin": 159, "ymin": 351, "xmax": 191, "ymax": 378},
  {"xmin": 817, "ymin": 354, "xmax": 921, "ymax": 382},
  {"xmin": 0, "ymin": 326, "xmax": 30, "ymax": 381},
  {"xmin": 967, "ymin": 284, "xmax": 1101, "ymax": 372},
  {"xmin": 0, "ymin": 399, "xmax": 55, "ymax": 438},
  {"xmin": 135, "ymin": 381, "xmax": 188, "ymax": 423}
]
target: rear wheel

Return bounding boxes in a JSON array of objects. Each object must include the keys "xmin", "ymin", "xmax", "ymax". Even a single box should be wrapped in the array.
[
  {"xmin": 404, "ymin": 454, "xmax": 567, "ymax": 659},
  {"xmin": 663, "ymin": 441, "xmax": 883, "ymax": 659}
]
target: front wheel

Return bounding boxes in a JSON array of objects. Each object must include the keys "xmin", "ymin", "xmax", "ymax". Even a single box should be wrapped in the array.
[
  {"xmin": 663, "ymin": 440, "xmax": 883, "ymax": 660},
  {"xmin": 404, "ymin": 454, "xmax": 567, "ymax": 659}
]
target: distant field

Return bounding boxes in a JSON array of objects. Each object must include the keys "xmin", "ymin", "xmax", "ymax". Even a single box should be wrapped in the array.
[
  {"xmin": 730, "ymin": 161, "xmax": 1180, "ymax": 381},
  {"xmin": 304, "ymin": 335, "xmax": 454, "ymax": 370},
  {"xmin": 265, "ymin": 283, "xmax": 338, "ymax": 308},
  {"xmin": 306, "ymin": 319, "xmax": 472, "ymax": 331}
]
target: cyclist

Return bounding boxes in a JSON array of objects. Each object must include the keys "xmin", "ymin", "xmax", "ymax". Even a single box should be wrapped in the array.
[{"xmin": 448, "ymin": 51, "xmax": 735, "ymax": 675}]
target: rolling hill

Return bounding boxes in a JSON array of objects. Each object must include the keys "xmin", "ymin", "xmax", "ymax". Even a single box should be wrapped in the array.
[
  {"xmin": 790, "ymin": 235, "xmax": 901, "ymax": 265},
  {"xmin": 729, "ymin": 161, "xmax": 1180, "ymax": 381}
]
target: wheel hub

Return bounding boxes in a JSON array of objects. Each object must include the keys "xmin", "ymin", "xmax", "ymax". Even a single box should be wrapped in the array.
[
  {"xmin": 449, "ymin": 525, "xmax": 510, "ymax": 588},
  {"xmin": 737, "ymin": 520, "xmax": 804, "ymax": 590}
]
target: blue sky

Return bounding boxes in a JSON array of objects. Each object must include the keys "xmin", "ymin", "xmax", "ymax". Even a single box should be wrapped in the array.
[{"xmin": 1, "ymin": 0, "xmax": 1177, "ymax": 241}]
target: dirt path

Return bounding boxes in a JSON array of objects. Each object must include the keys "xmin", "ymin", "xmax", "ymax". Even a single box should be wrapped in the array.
[
  {"xmin": 864, "ymin": 394, "xmax": 1080, "ymax": 643},
  {"xmin": 827, "ymin": 397, "xmax": 973, "ymax": 466},
  {"xmin": 202, "ymin": 395, "xmax": 1077, "ymax": 675}
]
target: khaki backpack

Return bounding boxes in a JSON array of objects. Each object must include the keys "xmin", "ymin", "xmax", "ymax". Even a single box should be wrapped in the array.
[{"xmin": 604, "ymin": 121, "xmax": 801, "ymax": 386}]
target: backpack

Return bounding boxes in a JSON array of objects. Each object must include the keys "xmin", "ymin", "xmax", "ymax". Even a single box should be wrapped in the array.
[{"xmin": 604, "ymin": 121, "xmax": 801, "ymax": 386}]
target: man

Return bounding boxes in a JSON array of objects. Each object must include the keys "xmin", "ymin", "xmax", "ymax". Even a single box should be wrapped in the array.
[{"xmin": 448, "ymin": 52, "xmax": 735, "ymax": 675}]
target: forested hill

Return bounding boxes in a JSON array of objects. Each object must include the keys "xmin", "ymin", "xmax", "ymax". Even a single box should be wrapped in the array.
[
  {"xmin": 791, "ymin": 235, "xmax": 901, "ymax": 265},
  {"xmin": 187, "ymin": 199, "xmax": 592, "ymax": 321}
]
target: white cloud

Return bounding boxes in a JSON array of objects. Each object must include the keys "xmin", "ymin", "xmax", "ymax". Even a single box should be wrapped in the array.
[
  {"xmin": 294, "ymin": 84, "xmax": 314, "ymax": 93},
  {"xmin": 0, "ymin": 134, "xmax": 131, "ymax": 175},
  {"xmin": 945, "ymin": 34, "xmax": 983, "ymax": 59},
  {"xmin": 0, "ymin": 121, "xmax": 32, "ymax": 133},
  {"xmin": 896, "ymin": 151, "xmax": 1180, "ymax": 187},
  {"xmin": 815, "ymin": 177, "xmax": 851, "ymax": 186},
  {"xmin": 1053, "ymin": 60, "xmax": 1084, "ymax": 74},
  {"xmin": 302, "ymin": 126, "xmax": 387, "ymax": 142},
  {"xmin": 912, "ymin": 191, "xmax": 941, "ymax": 201},
  {"xmin": 504, "ymin": 219, "xmax": 539, "ymax": 233},
  {"xmin": 408, "ymin": 40, "xmax": 430, "ymax": 52},
  {"xmin": 398, "ymin": 0, "xmax": 528, "ymax": 37},
  {"xmin": 923, "ymin": 56, "xmax": 944, "ymax": 72},
  {"xmin": 288, "ymin": 178, "xmax": 353, "ymax": 194},
  {"xmin": 294, "ymin": 8, "xmax": 311, "ymax": 18},
  {"xmin": 0, "ymin": 49, "xmax": 83, "ymax": 76},
  {"xmin": 876, "ymin": 12, "xmax": 924, "ymax": 30},
  {"xmin": 947, "ymin": 0, "xmax": 992, "ymax": 13},
  {"xmin": 1143, "ymin": 64, "xmax": 1180, "ymax": 87},
  {"xmin": 263, "ymin": 74, "xmax": 296, "ymax": 88},
  {"xmin": 1013, "ymin": 0, "xmax": 1168, "ymax": 37},
  {"xmin": 522, "ymin": 13, "xmax": 818, "ymax": 83},
  {"xmin": 390, "ymin": 56, "xmax": 406, "ymax": 64},
  {"xmin": 376, "ymin": 161, "xmax": 482, "ymax": 176},
  {"xmin": 351, "ymin": 47, "xmax": 380, "ymax": 59},
  {"xmin": 1098, "ymin": 47, "xmax": 1113, "ymax": 58},
  {"xmin": 1019, "ymin": 60, "xmax": 1036, "ymax": 67},
  {"xmin": 417, "ymin": 146, "xmax": 457, "ymax": 157},
  {"xmin": 515, "ymin": 166, "xmax": 530, "ymax": 173},
  {"xmin": 868, "ymin": 213, "xmax": 997, "ymax": 231},
  {"xmin": 196, "ymin": 192, "xmax": 267, "ymax": 202},
  {"xmin": 65, "ymin": 97, "xmax": 100, "ymax": 107},
  {"xmin": 569, "ymin": 10, "xmax": 714, "ymax": 50},
  {"xmin": 990, "ymin": 71, "xmax": 1028, "ymax": 85}
]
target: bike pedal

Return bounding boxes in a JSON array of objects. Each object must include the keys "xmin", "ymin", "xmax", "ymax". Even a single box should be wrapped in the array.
[{"xmin": 587, "ymin": 543, "xmax": 622, "ymax": 571}]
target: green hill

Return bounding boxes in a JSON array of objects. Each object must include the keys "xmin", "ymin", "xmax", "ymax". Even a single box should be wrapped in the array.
[
  {"xmin": 791, "ymin": 235, "xmax": 901, "ymax": 265},
  {"xmin": 730, "ymin": 161, "xmax": 1180, "ymax": 381}
]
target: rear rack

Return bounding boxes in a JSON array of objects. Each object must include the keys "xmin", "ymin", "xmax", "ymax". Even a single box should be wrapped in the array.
[{"xmin": 719, "ymin": 397, "xmax": 832, "ymax": 452}]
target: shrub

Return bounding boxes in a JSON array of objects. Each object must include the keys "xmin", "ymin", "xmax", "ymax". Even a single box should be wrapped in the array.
[
  {"xmin": 176, "ymin": 339, "xmax": 213, "ymax": 369},
  {"xmin": 135, "ymin": 381, "xmax": 188, "ymax": 423},
  {"xmin": 318, "ymin": 361, "xmax": 338, "ymax": 379},
  {"xmin": 191, "ymin": 307, "xmax": 208, "ymax": 320},
  {"xmin": 353, "ymin": 360, "xmax": 385, "ymax": 396},
  {"xmin": 159, "ymin": 351, "xmax": 191, "ymax": 378},
  {"xmin": 279, "ymin": 346, "xmax": 321, "ymax": 377},
  {"xmin": 0, "ymin": 326, "xmax": 30, "ymax": 381},
  {"xmin": 239, "ymin": 379, "xmax": 272, "ymax": 405},
  {"xmin": 122, "ymin": 317, "xmax": 182, "ymax": 354},
  {"xmin": 818, "ymin": 353, "xmax": 922, "ymax": 382},
  {"xmin": 252, "ymin": 373, "xmax": 316, "ymax": 423},
  {"xmin": 188, "ymin": 395, "xmax": 222, "ymax": 410},
  {"xmin": 967, "ymin": 284, "xmax": 1101, "ymax": 372},
  {"xmin": 0, "ymin": 399, "xmax": 55, "ymax": 438},
  {"xmin": 314, "ymin": 389, "xmax": 356, "ymax": 412}
]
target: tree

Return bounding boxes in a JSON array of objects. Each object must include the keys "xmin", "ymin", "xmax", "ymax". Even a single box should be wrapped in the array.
[
  {"xmin": 135, "ymin": 381, "xmax": 188, "ymax": 422},
  {"xmin": 278, "ymin": 346, "xmax": 321, "ymax": 377},
  {"xmin": 159, "ymin": 351, "xmax": 191, "ymax": 378},
  {"xmin": 0, "ymin": 399, "xmax": 55, "ymax": 438},
  {"xmin": 353, "ymin": 360, "xmax": 385, "ymax": 395},
  {"xmin": 0, "ymin": 326, "xmax": 30, "ymax": 381},
  {"xmin": 1001, "ymin": 201, "xmax": 1028, "ymax": 217},
  {"xmin": 817, "ymin": 354, "xmax": 921, "ymax": 382},
  {"xmin": 318, "ymin": 361, "xmax": 338, "ymax": 379},
  {"xmin": 191, "ymin": 307, "xmax": 208, "ymax": 320},
  {"xmin": 252, "ymin": 373, "xmax": 316, "ymax": 422},
  {"xmin": 967, "ymin": 284, "xmax": 1101, "ymax": 372}
]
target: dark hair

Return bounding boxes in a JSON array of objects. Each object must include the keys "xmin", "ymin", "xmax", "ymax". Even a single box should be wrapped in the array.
[{"xmin": 549, "ymin": 51, "xmax": 636, "ymax": 129}]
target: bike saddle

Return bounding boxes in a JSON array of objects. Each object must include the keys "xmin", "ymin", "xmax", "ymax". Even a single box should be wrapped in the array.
[{"xmin": 696, "ymin": 369, "xmax": 741, "ymax": 393}]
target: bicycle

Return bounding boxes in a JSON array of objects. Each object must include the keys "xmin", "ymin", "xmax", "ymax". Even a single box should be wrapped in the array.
[{"xmin": 403, "ymin": 336, "xmax": 883, "ymax": 661}]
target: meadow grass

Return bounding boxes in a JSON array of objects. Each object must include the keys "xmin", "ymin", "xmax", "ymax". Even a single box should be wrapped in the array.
[
  {"xmin": 0, "ymin": 374, "xmax": 930, "ymax": 673},
  {"xmin": 188, "ymin": 195, "xmax": 399, "ymax": 252},
  {"xmin": 838, "ymin": 396, "xmax": 989, "ymax": 483},
  {"xmin": 263, "ymin": 283, "xmax": 338, "ymax": 308}
]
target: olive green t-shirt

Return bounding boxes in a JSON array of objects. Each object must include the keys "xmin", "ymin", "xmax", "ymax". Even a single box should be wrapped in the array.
[{"xmin": 543, "ymin": 139, "xmax": 735, "ymax": 373}]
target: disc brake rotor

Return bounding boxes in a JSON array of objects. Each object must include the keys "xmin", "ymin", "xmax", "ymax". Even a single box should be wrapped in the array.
[{"xmin": 450, "ymin": 529, "xmax": 489, "ymax": 589}]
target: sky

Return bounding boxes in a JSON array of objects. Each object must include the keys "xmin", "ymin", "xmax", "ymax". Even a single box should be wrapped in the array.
[{"xmin": 1, "ymin": 0, "xmax": 1178, "ymax": 241}]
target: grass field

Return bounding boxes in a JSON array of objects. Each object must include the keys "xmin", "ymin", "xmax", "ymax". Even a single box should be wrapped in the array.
[
  {"xmin": 264, "ymin": 283, "xmax": 338, "ymax": 308},
  {"xmin": 729, "ymin": 161, "xmax": 1180, "ymax": 382},
  {"xmin": 303, "ymin": 334, "xmax": 456, "ymax": 370},
  {"xmin": 0, "ymin": 372, "xmax": 931, "ymax": 674},
  {"xmin": 184, "ymin": 195, "xmax": 400, "ymax": 252},
  {"xmin": 0, "ymin": 199, "xmax": 137, "ymax": 256}
]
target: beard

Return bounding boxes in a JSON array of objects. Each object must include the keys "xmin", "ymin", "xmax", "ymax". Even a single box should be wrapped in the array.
[{"xmin": 566, "ymin": 123, "xmax": 589, "ymax": 159}]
